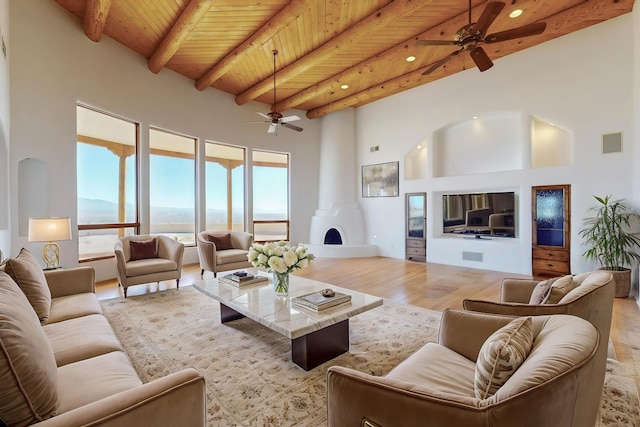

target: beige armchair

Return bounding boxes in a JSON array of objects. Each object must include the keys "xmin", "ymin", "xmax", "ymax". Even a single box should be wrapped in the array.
[
  {"xmin": 462, "ymin": 270, "xmax": 614, "ymax": 427},
  {"xmin": 196, "ymin": 230, "xmax": 253, "ymax": 277},
  {"xmin": 327, "ymin": 309, "xmax": 599, "ymax": 427},
  {"xmin": 114, "ymin": 235, "xmax": 184, "ymax": 297}
]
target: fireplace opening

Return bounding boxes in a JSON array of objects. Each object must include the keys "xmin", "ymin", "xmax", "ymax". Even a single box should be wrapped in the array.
[{"xmin": 324, "ymin": 228, "xmax": 343, "ymax": 245}]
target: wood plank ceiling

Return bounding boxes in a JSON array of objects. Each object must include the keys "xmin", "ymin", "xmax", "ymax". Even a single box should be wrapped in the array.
[{"xmin": 54, "ymin": 0, "xmax": 634, "ymax": 120}]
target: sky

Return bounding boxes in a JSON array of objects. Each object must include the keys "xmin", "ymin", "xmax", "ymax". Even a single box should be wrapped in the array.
[{"xmin": 77, "ymin": 143, "xmax": 288, "ymax": 218}]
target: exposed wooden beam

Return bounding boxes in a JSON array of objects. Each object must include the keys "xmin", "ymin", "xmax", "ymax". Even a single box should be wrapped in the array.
[
  {"xmin": 305, "ymin": 0, "xmax": 629, "ymax": 119},
  {"xmin": 83, "ymin": 0, "xmax": 112, "ymax": 42},
  {"xmin": 195, "ymin": 0, "xmax": 310, "ymax": 91},
  {"xmin": 148, "ymin": 0, "xmax": 214, "ymax": 74},
  {"xmin": 234, "ymin": 0, "xmax": 434, "ymax": 106}
]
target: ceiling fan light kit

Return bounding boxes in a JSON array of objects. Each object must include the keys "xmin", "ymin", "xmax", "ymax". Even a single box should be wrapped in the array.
[
  {"xmin": 254, "ymin": 50, "xmax": 303, "ymax": 134},
  {"xmin": 417, "ymin": 1, "xmax": 546, "ymax": 75}
]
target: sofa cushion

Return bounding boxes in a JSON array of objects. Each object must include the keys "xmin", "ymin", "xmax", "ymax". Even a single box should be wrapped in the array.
[
  {"xmin": 44, "ymin": 314, "xmax": 123, "ymax": 366},
  {"xmin": 48, "ymin": 292, "xmax": 104, "ymax": 324},
  {"xmin": 528, "ymin": 277, "xmax": 558, "ymax": 304},
  {"xmin": 543, "ymin": 275, "xmax": 577, "ymax": 304},
  {"xmin": 56, "ymin": 351, "xmax": 143, "ymax": 414},
  {"xmin": 0, "ymin": 272, "xmax": 59, "ymax": 425},
  {"xmin": 125, "ymin": 258, "xmax": 178, "ymax": 277},
  {"xmin": 208, "ymin": 233, "xmax": 234, "ymax": 250},
  {"xmin": 216, "ymin": 249, "xmax": 250, "ymax": 265},
  {"xmin": 129, "ymin": 238, "xmax": 158, "ymax": 261},
  {"xmin": 386, "ymin": 342, "xmax": 478, "ymax": 403},
  {"xmin": 4, "ymin": 248, "xmax": 52, "ymax": 324},
  {"xmin": 474, "ymin": 316, "xmax": 533, "ymax": 399}
]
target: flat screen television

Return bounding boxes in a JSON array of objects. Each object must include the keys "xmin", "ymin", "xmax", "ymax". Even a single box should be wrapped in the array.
[{"xmin": 442, "ymin": 191, "xmax": 516, "ymax": 238}]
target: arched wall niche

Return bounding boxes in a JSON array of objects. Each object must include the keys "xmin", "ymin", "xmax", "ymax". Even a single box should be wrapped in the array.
[
  {"xmin": 531, "ymin": 117, "xmax": 572, "ymax": 168},
  {"xmin": 433, "ymin": 112, "xmax": 523, "ymax": 177},
  {"xmin": 404, "ymin": 138, "xmax": 428, "ymax": 180}
]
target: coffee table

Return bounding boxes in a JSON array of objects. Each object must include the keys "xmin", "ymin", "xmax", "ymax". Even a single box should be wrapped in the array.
[{"xmin": 193, "ymin": 273, "xmax": 383, "ymax": 370}]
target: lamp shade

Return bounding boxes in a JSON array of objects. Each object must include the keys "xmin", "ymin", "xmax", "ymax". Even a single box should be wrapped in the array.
[{"xmin": 28, "ymin": 217, "xmax": 72, "ymax": 242}]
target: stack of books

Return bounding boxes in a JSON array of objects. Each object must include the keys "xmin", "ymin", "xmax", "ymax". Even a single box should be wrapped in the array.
[
  {"xmin": 219, "ymin": 272, "xmax": 268, "ymax": 287},
  {"xmin": 292, "ymin": 290, "xmax": 351, "ymax": 312}
]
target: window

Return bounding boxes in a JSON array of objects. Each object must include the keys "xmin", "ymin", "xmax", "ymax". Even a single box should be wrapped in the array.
[
  {"xmin": 76, "ymin": 105, "xmax": 139, "ymax": 260},
  {"xmin": 149, "ymin": 128, "xmax": 196, "ymax": 244},
  {"xmin": 205, "ymin": 142, "xmax": 245, "ymax": 231},
  {"xmin": 252, "ymin": 150, "xmax": 289, "ymax": 242}
]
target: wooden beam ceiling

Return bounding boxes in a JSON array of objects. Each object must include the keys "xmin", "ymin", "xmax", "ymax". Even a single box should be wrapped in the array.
[{"xmin": 55, "ymin": 0, "xmax": 635, "ymax": 120}]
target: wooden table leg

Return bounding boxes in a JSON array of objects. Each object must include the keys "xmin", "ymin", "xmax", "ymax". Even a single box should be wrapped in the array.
[
  {"xmin": 220, "ymin": 303, "xmax": 245, "ymax": 323},
  {"xmin": 291, "ymin": 319, "xmax": 349, "ymax": 370}
]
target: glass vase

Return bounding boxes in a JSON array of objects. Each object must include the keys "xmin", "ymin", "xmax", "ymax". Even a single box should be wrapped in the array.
[{"xmin": 272, "ymin": 271, "xmax": 290, "ymax": 296}]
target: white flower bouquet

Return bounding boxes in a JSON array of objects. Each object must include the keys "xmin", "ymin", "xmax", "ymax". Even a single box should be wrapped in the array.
[
  {"xmin": 247, "ymin": 241, "xmax": 315, "ymax": 295},
  {"xmin": 247, "ymin": 241, "xmax": 315, "ymax": 274}
]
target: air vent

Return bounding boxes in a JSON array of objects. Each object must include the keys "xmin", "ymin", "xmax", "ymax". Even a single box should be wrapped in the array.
[
  {"xmin": 602, "ymin": 132, "xmax": 622, "ymax": 154},
  {"xmin": 462, "ymin": 251, "xmax": 483, "ymax": 262}
]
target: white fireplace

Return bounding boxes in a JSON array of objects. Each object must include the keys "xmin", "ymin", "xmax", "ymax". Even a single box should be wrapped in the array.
[{"xmin": 304, "ymin": 109, "xmax": 376, "ymax": 258}]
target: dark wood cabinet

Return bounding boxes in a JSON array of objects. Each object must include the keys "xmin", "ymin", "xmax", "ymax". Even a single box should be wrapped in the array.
[
  {"xmin": 532, "ymin": 185, "xmax": 571, "ymax": 278},
  {"xmin": 406, "ymin": 192, "xmax": 426, "ymax": 262}
]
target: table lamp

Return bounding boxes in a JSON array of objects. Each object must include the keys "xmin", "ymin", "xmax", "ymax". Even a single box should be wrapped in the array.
[{"xmin": 28, "ymin": 217, "xmax": 72, "ymax": 269}]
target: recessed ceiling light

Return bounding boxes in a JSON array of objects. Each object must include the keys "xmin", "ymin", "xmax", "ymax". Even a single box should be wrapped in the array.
[
  {"xmin": 406, "ymin": 56, "xmax": 416, "ymax": 62},
  {"xmin": 473, "ymin": 116, "xmax": 478, "ymax": 119},
  {"xmin": 340, "ymin": 84, "xmax": 349, "ymax": 90},
  {"xmin": 509, "ymin": 9, "xmax": 523, "ymax": 18},
  {"xmin": 417, "ymin": 145, "xmax": 422, "ymax": 149}
]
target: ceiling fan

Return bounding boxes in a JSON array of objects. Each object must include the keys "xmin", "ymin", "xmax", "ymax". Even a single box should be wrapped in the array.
[
  {"xmin": 254, "ymin": 50, "xmax": 303, "ymax": 134},
  {"xmin": 416, "ymin": 1, "xmax": 546, "ymax": 75}
]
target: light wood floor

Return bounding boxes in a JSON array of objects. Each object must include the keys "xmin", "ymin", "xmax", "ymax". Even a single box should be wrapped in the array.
[{"xmin": 96, "ymin": 256, "xmax": 640, "ymax": 394}]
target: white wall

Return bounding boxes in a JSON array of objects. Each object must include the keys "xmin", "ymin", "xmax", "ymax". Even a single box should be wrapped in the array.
[
  {"xmin": 356, "ymin": 15, "xmax": 636, "ymax": 278},
  {"xmin": 0, "ymin": 0, "xmax": 9, "ymax": 261},
  {"xmin": 9, "ymin": 0, "xmax": 321, "ymax": 280}
]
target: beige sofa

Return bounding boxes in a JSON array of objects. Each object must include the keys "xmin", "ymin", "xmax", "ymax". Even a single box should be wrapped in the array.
[
  {"xmin": 463, "ymin": 270, "xmax": 614, "ymax": 427},
  {"xmin": 327, "ymin": 309, "xmax": 599, "ymax": 427},
  {"xmin": 0, "ymin": 249, "xmax": 205, "ymax": 426},
  {"xmin": 196, "ymin": 230, "xmax": 253, "ymax": 277}
]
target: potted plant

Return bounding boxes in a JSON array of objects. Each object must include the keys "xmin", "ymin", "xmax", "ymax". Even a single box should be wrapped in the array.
[{"xmin": 579, "ymin": 195, "xmax": 640, "ymax": 297}]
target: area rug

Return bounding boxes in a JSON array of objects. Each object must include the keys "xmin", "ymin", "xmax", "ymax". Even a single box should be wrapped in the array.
[{"xmin": 101, "ymin": 286, "xmax": 639, "ymax": 427}]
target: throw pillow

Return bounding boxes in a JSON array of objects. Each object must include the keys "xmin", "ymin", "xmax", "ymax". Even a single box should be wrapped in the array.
[
  {"xmin": 129, "ymin": 238, "xmax": 158, "ymax": 261},
  {"xmin": 0, "ymin": 272, "xmax": 59, "ymax": 425},
  {"xmin": 528, "ymin": 277, "xmax": 559, "ymax": 304},
  {"xmin": 3, "ymin": 248, "xmax": 52, "ymax": 324},
  {"xmin": 474, "ymin": 316, "xmax": 534, "ymax": 400},
  {"xmin": 208, "ymin": 233, "xmax": 234, "ymax": 251},
  {"xmin": 543, "ymin": 275, "xmax": 576, "ymax": 304}
]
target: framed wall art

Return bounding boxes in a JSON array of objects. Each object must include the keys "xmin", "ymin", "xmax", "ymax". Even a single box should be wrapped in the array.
[{"xmin": 362, "ymin": 161, "xmax": 399, "ymax": 198}]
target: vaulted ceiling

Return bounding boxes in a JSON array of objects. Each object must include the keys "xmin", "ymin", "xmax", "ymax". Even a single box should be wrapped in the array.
[{"xmin": 54, "ymin": 0, "xmax": 634, "ymax": 119}]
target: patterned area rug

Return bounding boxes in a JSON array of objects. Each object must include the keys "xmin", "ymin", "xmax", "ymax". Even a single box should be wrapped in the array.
[{"xmin": 101, "ymin": 286, "xmax": 639, "ymax": 427}]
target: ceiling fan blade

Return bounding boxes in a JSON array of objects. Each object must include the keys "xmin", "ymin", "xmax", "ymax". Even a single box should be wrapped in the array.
[
  {"xmin": 422, "ymin": 50, "xmax": 461, "ymax": 75},
  {"xmin": 257, "ymin": 112, "xmax": 271, "ymax": 119},
  {"xmin": 470, "ymin": 47, "xmax": 493, "ymax": 72},
  {"xmin": 268, "ymin": 123, "xmax": 277, "ymax": 134},
  {"xmin": 485, "ymin": 21, "xmax": 546, "ymax": 43},
  {"xmin": 416, "ymin": 40, "xmax": 458, "ymax": 46},
  {"xmin": 474, "ymin": 2, "xmax": 505, "ymax": 36},
  {"xmin": 280, "ymin": 115, "xmax": 300, "ymax": 123},
  {"xmin": 281, "ymin": 122, "xmax": 303, "ymax": 132}
]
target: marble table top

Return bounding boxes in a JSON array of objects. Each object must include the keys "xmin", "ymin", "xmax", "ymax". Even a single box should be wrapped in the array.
[{"xmin": 193, "ymin": 271, "xmax": 383, "ymax": 339}]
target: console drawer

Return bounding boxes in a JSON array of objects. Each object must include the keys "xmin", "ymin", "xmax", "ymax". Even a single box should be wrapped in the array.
[
  {"xmin": 406, "ymin": 239, "xmax": 425, "ymax": 248},
  {"xmin": 532, "ymin": 258, "xmax": 570, "ymax": 276},
  {"xmin": 532, "ymin": 248, "xmax": 569, "ymax": 262}
]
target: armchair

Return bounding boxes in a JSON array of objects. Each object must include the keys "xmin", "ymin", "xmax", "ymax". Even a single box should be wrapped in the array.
[
  {"xmin": 114, "ymin": 235, "xmax": 184, "ymax": 297},
  {"xmin": 462, "ymin": 270, "xmax": 614, "ymax": 427},
  {"xmin": 196, "ymin": 230, "xmax": 253, "ymax": 277},
  {"xmin": 327, "ymin": 309, "xmax": 599, "ymax": 427}
]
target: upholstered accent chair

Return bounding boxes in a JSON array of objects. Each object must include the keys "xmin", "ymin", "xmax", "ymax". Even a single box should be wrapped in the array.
[
  {"xmin": 462, "ymin": 270, "xmax": 614, "ymax": 427},
  {"xmin": 327, "ymin": 309, "xmax": 599, "ymax": 427},
  {"xmin": 114, "ymin": 235, "xmax": 184, "ymax": 297},
  {"xmin": 196, "ymin": 230, "xmax": 253, "ymax": 277}
]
